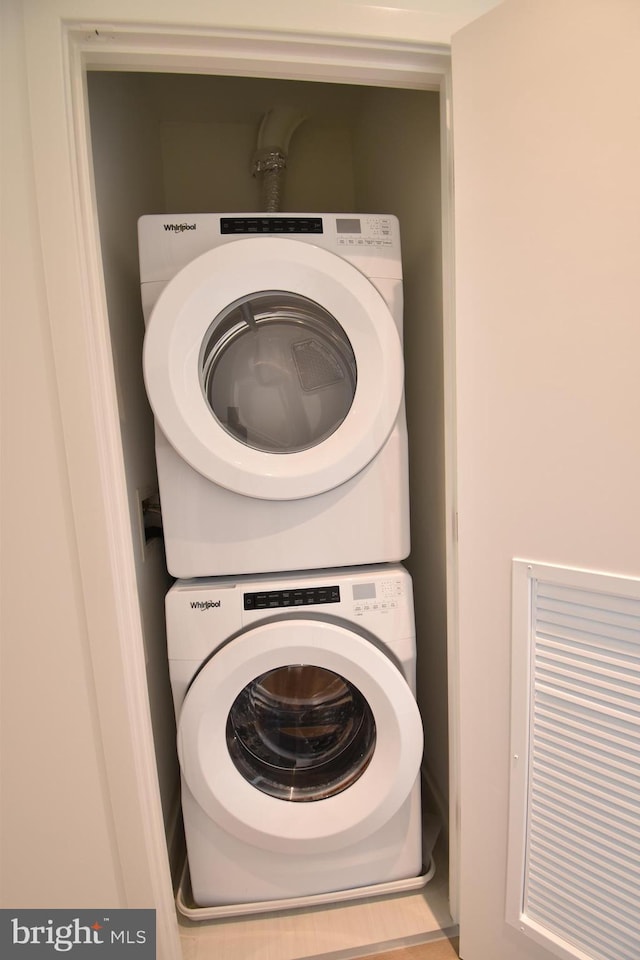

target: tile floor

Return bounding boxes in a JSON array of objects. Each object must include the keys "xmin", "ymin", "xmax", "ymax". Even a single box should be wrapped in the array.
[{"xmin": 358, "ymin": 936, "xmax": 459, "ymax": 960}]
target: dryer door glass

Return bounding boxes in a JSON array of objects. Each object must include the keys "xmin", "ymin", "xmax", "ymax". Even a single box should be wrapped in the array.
[
  {"xmin": 226, "ymin": 664, "xmax": 376, "ymax": 801},
  {"xmin": 201, "ymin": 292, "xmax": 357, "ymax": 453}
]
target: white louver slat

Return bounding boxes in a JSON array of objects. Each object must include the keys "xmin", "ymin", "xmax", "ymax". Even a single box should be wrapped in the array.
[{"xmin": 507, "ymin": 562, "xmax": 640, "ymax": 960}]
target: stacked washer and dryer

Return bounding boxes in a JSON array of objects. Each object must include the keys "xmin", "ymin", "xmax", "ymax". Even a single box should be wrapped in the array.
[{"xmin": 139, "ymin": 213, "xmax": 428, "ymax": 912}]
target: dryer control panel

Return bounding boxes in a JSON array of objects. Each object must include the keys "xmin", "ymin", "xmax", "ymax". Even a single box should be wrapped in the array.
[
  {"xmin": 138, "ymin": 211, "xmax": 402, "ymax": 285},
  {"xmin": 221, "ymin": 216, "xmax": 324, "ymax": 234},
  {"xmin": 218, "ymin": 215, "xmax": 395, "ymax": 248}
]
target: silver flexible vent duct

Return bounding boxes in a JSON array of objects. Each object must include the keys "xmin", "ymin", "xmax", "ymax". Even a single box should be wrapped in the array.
[{"xmin": 252, "ymin": 107, "xmax": 306, "ymax": 212}]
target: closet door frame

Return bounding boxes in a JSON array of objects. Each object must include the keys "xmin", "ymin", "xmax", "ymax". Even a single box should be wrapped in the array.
[{"xmin": 22, "ymin": 9, "xmax": 457, "ymax": 958}]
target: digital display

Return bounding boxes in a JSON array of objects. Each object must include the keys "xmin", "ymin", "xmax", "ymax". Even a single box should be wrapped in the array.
[
  {"xmin": 352, "ymin": 583, "xmax": 376, "ymax": 601},
  {"xmin": 336, "ymin": 218, "xmax": 362, "ymax": 234}
]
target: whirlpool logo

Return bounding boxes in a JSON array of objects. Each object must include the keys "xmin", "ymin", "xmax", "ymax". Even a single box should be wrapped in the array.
[
  {"xmin": 1, "ymin": 910, "xmax": 155, "ymax": 957},
  {"xmin": 163, "ymin": 222, "xmax": 196, "ymax": 232},
  {"xmin": 190, "ymin": 600, "xmax": 221, "ymax": 611}
]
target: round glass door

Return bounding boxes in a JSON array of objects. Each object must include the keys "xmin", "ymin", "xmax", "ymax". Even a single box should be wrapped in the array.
[
  {"xmin": 200, "ymin": 292, "xmax": 357, "ymax": 453},
  {"xmin": 226, "ymin": 664, "xmax": 376, "ymax": 801},
  {"xmin": 144, "ymin": 236, "xmax": 405, "ymax": 499},
  {"xmin": 177, "ymin": 617, "xmax": 423, "ymax": 852}
]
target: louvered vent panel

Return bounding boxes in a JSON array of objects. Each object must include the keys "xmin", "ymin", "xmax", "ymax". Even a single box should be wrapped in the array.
[{"xmin": 523, "ymin": 577, "xmax": 640, "ymax": 960}]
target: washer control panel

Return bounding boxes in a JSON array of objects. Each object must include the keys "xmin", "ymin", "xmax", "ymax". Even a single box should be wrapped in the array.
[
  {"xmin": 244, "ymin": 585, "xmax": 340, "ymax": 610},
  {"xmin": 352, "ymin": 576, "xmax": 403, "ymax": 616}
]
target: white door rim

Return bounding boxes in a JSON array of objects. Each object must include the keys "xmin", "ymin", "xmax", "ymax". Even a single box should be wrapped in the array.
[
  {"xmin": 143, "ymin": 237, "xmax": 404, "ymax": 500},
  {"xmin": 177, "ymin": 619, "xmax": 423, "ymax": 853}
]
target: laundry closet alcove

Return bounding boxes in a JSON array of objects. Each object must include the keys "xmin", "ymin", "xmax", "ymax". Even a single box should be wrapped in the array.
[{"xmin": 83, "ymin": 30, "xmax": 454, "ymax": 960}]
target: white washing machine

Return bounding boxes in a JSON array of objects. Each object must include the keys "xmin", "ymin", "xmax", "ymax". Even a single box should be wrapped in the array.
[
  {"xmin": 167, "ymin": 563, "xmax": 424, "ymax": 907},
  {"xmin": 140, "ymin": 213, "xmax": 410, "ymax": 578}
]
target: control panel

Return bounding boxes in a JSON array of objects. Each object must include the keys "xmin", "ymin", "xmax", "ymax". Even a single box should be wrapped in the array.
[
  {"xmin": 219, "ymin": 214, "xmax": 395, "ymax": 247},
  {"xmin": 244, "ymin": 585, "xmax": 340, "ymax": 610},
  {"xmin": 242, "ymin": 576, "xmax": 404, "ymax": 615},
  {"xmin": 221, "ymin": 217, "xmax": 323, "ymax": 234},
  {"xmin": 335, "ymin": 215, "xmax": 395, "ymax": 248},
  {"xmin": 352, "ymin": 576, "xmax": 403, "ymax": 616}
]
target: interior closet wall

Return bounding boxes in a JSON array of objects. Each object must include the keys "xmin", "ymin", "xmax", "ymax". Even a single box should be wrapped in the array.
[
  {"xmin": 353, "ymin": 88, "xmax": 447, "ymax": 813},
  {"xmin": 87, "ymin": 70, "xmax": 447, "ymax": 865},
  {"xmin": 1, "ymin": 2, "xmax": 122, "ymax": 905},
  {"xmin": 88, "ymin": 73, "xmax": 177, "ymax": 836},
  {"xmin": 151, "ymin": 74, "xmax": 362, "ymax": 213}
]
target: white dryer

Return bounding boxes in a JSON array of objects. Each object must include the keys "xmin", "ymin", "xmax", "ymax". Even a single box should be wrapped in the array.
[
  {"xmin": 166, "ymin": 564, "xmax": 424, "ymax": 907},
  {"xmin": 140, "ymin": 213, "xmax": 410, "ymax": 578}
]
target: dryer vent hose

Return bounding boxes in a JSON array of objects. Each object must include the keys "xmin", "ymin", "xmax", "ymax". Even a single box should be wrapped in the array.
[{"xmin": 252, "ymin": 107, "xmax": 306, "ymax": 212}]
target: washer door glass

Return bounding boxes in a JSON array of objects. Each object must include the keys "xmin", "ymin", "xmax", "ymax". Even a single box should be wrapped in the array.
[
  {"xmin": 177, "ymin": 618, "xmax": 423, "ymax": 853},
  {"xmin": 226, "ymin": 664, "xmax": 376, "ymax": 801},
  {"xmin": 201, "ymin": 292, "xmax": 357, "ymax": 453}
]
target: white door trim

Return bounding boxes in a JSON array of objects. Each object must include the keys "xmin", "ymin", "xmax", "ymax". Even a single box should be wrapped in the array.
[{"xmin": 22, "ymin": 12, "xmax": 456, "ymax": 957}]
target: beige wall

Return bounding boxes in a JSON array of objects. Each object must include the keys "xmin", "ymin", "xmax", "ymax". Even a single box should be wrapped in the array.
[
  {"xmin": 1, "ymin": 0, "xmax": 121, "ymax": 907},
  {"xmin": 148, "ymin": 73, "xmax": 363, "ymax": 214},
  {"xmin": 353, "ymin": 88, "xmax": 448, "ymax": 809},
  {"xmin": 453, "ymin": 1, "xmax": 640, "ymax": 957},
  {"xmin": 87, "ymin": 71, "xmax": 178, "ymax": 847}
]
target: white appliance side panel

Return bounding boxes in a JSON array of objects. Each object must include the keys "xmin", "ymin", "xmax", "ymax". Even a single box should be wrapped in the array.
[
  {"xmin": 452, "ymin": 1, "xmax": 640, "ymax": 959},
  {"xmin": 509, "ymin": 561, "xmax": 640, "ymax": 960}
]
